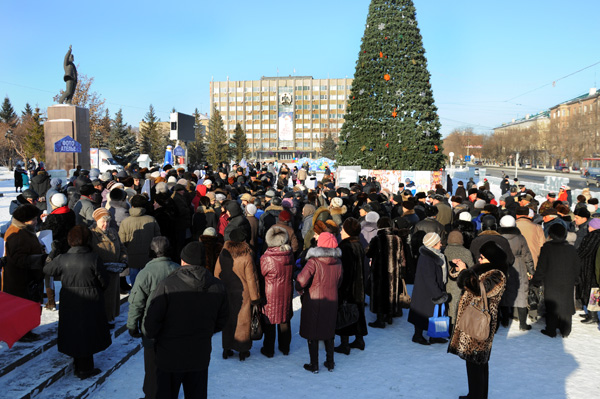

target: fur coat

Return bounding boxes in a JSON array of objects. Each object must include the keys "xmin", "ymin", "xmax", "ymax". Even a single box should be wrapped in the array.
[
  {"xmin": 367, "ymin": 227, "xmax": 406, "ymax": 316},
  {"xmin": 448, "ymin": 262, "xmax": 506, "ymax": 365},
  {"xmin": 214, "ymin": 241, "xmax": 260, "ymax": 352}
]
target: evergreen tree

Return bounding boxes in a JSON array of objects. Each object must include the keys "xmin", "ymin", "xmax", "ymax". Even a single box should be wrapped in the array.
[
  {"xmin": 24, "ymin": 108, "xmax": 45, "ymax": 161},
  {"xmin": 230, "ymin": 123, "xmax": 249, "ymax": 162},
  {"xmin": 91, "ymin": 108, "xmax": 111, "ymax": 148},
  {"xmin": 320, "ymin": 132, "xmax": 337, "ymax": 159},
  {"xmin": 206, "ymin": 106, "xmax": 229, "ymax": 167},
  {"xmin": 337, "ymin": 0, "xmax": 444, "ymax": 170},
  {"xmin": 109, "ymin": 109, "xmax": 138, "ymax": 165},
  {"xmin": 22, "ymin": 103, "xmax": 33, "ymax": 118},
  {"xmin": 139, "ymin": 104, "xmax": 163, "ymax": 162},
  {"xmin": 0, "ymin": 96, "xmax": 17, "ymax": 127},
  {"xmin": 187, "ymin": 108, "xmax": 206, "ymax": 167}
]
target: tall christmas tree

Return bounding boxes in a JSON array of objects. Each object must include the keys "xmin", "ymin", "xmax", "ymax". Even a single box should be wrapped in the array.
[
  {"xmin": 206, "ymin": 106, "xmax": 229, "ymax": 167},
  {"xmin": 337, "ymin": 0, "xmax": 444, "ymax": 170}
]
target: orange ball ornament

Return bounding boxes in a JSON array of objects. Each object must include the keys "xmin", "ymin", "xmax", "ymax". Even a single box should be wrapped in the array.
[
  {"xmin": 392, "ymin": 111, "xmax": 397, "ymax": 118},
  {"xmin": 384, "ymin": 74, "xmax": 391, "ymax": 81},
  {"xmin": 380, "ymin": 51, "xmax": 383, "ymax": 58}
]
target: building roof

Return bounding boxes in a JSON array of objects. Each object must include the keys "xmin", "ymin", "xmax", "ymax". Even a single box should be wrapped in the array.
[
  {"xmin": 495, "ymin": 110, "xmax": 550, "ymax": 129},
  {"xmin": 550, "ymin": 88, "xmax": 599, "ymax": 109}
]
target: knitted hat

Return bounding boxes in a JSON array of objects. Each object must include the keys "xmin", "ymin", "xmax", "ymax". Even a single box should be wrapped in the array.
[
  {"xmin": 206, "ymin": 192, "xmax": 216, "ymax": 201},
  {"xmin": 50, "ymin": 178, "xmax": 62, "ymax": 188},
  {"xmin": 265, "ymin": 189, "xmax": 276, "ymax": 198},
  {"xmin": 342, "ymin": 217, "xmax": 361, "ymax": 237},
  {"xmin": 203, "ymin": 179, "xmax": 213, "ymax": 186},
  {"xmin": 474, "ymin": 199, "xmax": 486, "ymax": 209},
  {"xmin": 180, "ymin": 242, "xmax": 206, "ymax": 266},
  {"xmin": 590, "ymin": 218, "xmax": 600, "ymax": 229},
  {"xmin": 458, "ymin": 212, "xmax": 472, "ymax": 222},
  {"xmin": 423, "ymin": 232, "xmax": 441, "ymax": 248},
  {"xmin": 330, "ymin": 197, "xmax": 343, "ymax": 208},
  {"xmin": 365, "ymin": 211, "xmax": 380, "ymax": 224},
  {"xmin": 167, "ymin": 176, "xmax": 177, "ymax": 183},
  {"xmin": 317, "ymin": 232, "xmax": 338, "ymax": 248},
  {"xmin": 50, "ymin": 193, "xmax": 67, "ymax": 209},
  {"xmin": 155, "ymin": 182, "xmax": 168, "ymax": 194},
  {"xmin": 93, "ymin": 208, "xmax": 110, "ymax": 221},
  {"xmin": 447, "ymin": 230, "xmax": 464, "ymax": 245},
  {"xmin": 215, "ymin": 193, "xmax": 226, "ymax": 202},
  {"xmin": 150, "ymin": 171, "xmax": 161, "ymax": 179},
  {"xmin": 246, "ymin": 204, "xmax": 257, "ymax": 216},
  {"xmin": 499, "ymin": 215, "xmax": 516, "ymax": 228},
  {"xmin": 202, "ymin": 227, "xmax": 216, "ymax": 236},
  {"xmin": 13, "ymin": 204, "xmax": 40, "ymax": 223}
]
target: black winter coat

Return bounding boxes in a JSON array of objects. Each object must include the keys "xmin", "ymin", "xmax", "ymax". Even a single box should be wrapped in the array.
[
  {"xmin": 224, "ymin": 206, "xmax": 251, "ymax": 244},
  {"xmin": 336, "ymin": 236, "xmax": 368, "ymax": 337},
  {"xmin": 576, "ymin": 229, "xmax": 600, "ymax": 303},
  {"xmin": 532, "ymin": 239, "xmax": 581, "ymax": 320},
  {"xmin": 408, "ymin": 246, "xmax": 446, "ymax": 331},
  {"xmin": 470, "ymin": 231, "xmax": 515, "ymax": 267},
  {"xmin": 144, "ymin": 265, "xmax": 228, "ymax": 372},
  {"xmin": 30, "ymin": 173, "xmax": 51, "ymax": 199},
  {"xmin": 43, "ymin": 246, "xmax": 111, "ymax": 358},
  {"xmin": 41, "ymin": 206, "xmax": 76, "ymax": 255}
]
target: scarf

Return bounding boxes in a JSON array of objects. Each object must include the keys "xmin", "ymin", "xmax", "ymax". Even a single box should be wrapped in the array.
[{"xmin": 429, "ymin": 246, "xmax": 448, "ymax": 284}]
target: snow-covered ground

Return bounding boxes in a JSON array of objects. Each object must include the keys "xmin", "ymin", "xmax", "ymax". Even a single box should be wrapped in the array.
[{"xmin": 1, "ymin": 167, "xmax": 599, "ymax": 398}]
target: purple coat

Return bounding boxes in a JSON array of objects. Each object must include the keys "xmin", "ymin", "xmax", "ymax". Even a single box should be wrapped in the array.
[
  {"xmin": 295, "ymin": 247, "xmax": 342, "ymax": 340},
  {"xmin": 260, "ymin": 247, "xmax": 294, "ymax": 325}
]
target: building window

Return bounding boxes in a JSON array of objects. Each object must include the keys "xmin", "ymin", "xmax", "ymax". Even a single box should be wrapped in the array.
[
  {"xmin": 312, "ymin": 104, "xmax": 319, "ymax": 110},
  {"xmin": 253, "ymin": 96, "xmax": 260, "ymax": 101},
  {"xmin": 320, "ymin": 95, "xmax": 328, "ymax": 100},
  {"xmin": 303, "ymin": 123, "xmax": 310, "ymax": 129},
  {"xmin": 295, "ymin": 95, "xmax": 302, "ymax": 100},
  {"xmin": 270, "ymin": 133, "xmax": 277, "ymax": 138},
  {"xmin": 330, "ymin": 85, "xmax": 337, "ymax": 90},
  {"xmin": 270, "ymin": 105, "xmax": 277, "ymax": 110},
  {"xmin": 303, "ymin": 95, "xmax": 309, "ymax": 100},
  {"xmin": 236, "ymin": 106, "xmax": 243, "ymax": 111},
  {"xmin": 262, "ymin": 105, "xmax": 269, "ymax": 111},
  {"xmin": 313, "ymin": 86, "xmax": 319, "ymax": 91},
  {"xmin": 312, "ymin": 113, "xmax": 320, "ymax": 119},
  {"xmin": 338, "ymin": 104, "xmax": 345, "ymax": 109},
  {"xmin": 220, "ymin": 106, "xmax": 227, "ymax": 112},
  {"xmin": 339, "ymin": 85, "xmax": 345, "ymax": 90},
  {"xmin": 321, "ymin": 104, "xmax": 328, "ymax": 110}
]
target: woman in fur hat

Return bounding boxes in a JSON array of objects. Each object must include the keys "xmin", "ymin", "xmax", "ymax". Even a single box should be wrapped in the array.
[
  {"xmin": 259, "ymin": 226, "xmax": 294, "ymax": 358},
  {"xmin": 105, "ymin": 188, "xmax": 130, "ymax": 231},
  {"xmin": 449, "ymin": 241, "xmax": 507, "ymax": 399},
  {"xmin": 296, "ymin": 232, "xmax": 343, "ymax": 373},
  {"xmin": 214, "ymin": 229, "xmax": 260, "ymax": 361}
]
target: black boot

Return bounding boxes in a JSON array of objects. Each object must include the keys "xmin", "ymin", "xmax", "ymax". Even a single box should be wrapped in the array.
[
  {"xmin": 334, "ymin": 336, "xmax": 350, "ymax": 355},
  {"xmin": 304, "ymin": 340, "xmax": 319, "ymax": 373},
  {"xmin": 349, "ymin": 335, "xmax": 365, "ymax": 350},
  {"xmin": 581, "ymin": 311, "xmax": 599, "ymax": 324},
  {"xmin": 499, "ymin": 306, "xmax": 510, "ymax": 327},
  {"xmin": 412, "ymin": 328, "xmax": 430, "ymax": 346},
  {"xmin": 324, "ymin": 339, "xmax": 335, "ymax": 371},
  {"xmin": 517, "ymin": 307, "xmax": 531, "ymax": 330},
  {"xmin": 368, "ymin": 314, "xmax": 386, "ymax": 329},
  {"xmin": 120, "ymin": 277, "xmax": 131, "ymax": 294}
]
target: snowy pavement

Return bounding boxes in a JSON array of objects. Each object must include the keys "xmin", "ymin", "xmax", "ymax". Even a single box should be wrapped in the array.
[{"xmin": 0, "ymin": 168, "xmax": 599, "ymax": 398}]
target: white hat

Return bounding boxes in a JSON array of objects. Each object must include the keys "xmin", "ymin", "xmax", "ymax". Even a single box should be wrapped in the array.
[
  {"xmin": 330, "ymin": 197, "xmax": 343, "ymax": 208},
  {"xmin": 587, "ymin": 204, "xmax": 596, "ymax": 214},
  {"xmin": 365, "ymin": 211, "xmax": 380, "ymax": 224},
  {"xmin": 215, "ymin": 193, "xmax": 226, "ymax": 202},
  {"xmin": 167, "ymin": 176, "xmax": 177, "ymax": 183},
  {"xmin": 474, "ymin": 199, "xmax": 486, "ymax": 209},
  {"xmin": 203, "ymin": 179, "xmax": 213, "ymax": 186},
  {"xmin": 499, "ymin": 215, "xmax": 516, "ymax": 228},
  {"xmin": 246, "ymin": 204, "xmax": 257, "ymax": 216},
  {"xmin": 50, "ymin": 193, "xmax": 67, "ymax": 208},
  {"xmin": 155, "ymin": 182, "xmax": 168, "ymax": 194},
  {"xmin": 459, "ymin": 212, "xmax": 472, "ymax": 222},
  {"xmin": 423, "ymin": 232, "xmax": 441, "ymax": 248},
  {"xmin": 150, "ymin": 171, "xmax": 161, "ymax": 179}
]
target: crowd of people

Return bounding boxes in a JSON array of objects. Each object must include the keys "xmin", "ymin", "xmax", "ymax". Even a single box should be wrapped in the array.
[{"xmin": 1, "ymin": 160, "xmax": 598, "ymax": 399}]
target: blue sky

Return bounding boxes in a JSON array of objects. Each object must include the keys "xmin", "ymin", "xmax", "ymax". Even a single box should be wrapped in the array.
[{"xmin": 1, "ymin": 0, "xmax": 599, "ymax": 136}]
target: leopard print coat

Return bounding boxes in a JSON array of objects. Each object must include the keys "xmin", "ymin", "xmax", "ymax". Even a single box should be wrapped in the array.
[{"xmin": 447, "ymin": 263, "xmax": 506, "ymax": 365}]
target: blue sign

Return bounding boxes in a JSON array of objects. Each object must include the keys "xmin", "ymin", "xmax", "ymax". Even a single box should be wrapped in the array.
[
  {"xmin": 54, "ymin": 136, "xmax": 82, "ymax": 153},
  {"xmin": 464, "ymin": 155, "xmax": 471, "ymax": 162},
  {"xmin": 173, "ymin": 145, "xmax": 185, "ymax": 157}
]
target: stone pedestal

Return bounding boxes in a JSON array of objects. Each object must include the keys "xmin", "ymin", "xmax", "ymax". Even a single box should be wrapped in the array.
[{"xmin": 44, "ymin": 105, "xmax": 91, "ymax": 172}]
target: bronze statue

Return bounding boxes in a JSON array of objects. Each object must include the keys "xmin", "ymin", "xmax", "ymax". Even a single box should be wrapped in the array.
[{"xmin": 58, "ymin": 45, "xmax": 77, "ymax": 104}]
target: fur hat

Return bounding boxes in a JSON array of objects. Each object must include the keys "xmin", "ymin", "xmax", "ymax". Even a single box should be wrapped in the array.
[
  {"xmin": 265, "ymin": 189, "xmax": 276, "ymax": 198},
  {"xmin": 240, "ymin": 193, "xmax": 252, "ymax": 202},
  {"xmin": 93, "ymin": 208, "xmax": 110, "ymax": 222},
  {"xmin": 131, "ymin": 194, "xmax": 148, "ymax": 208},
  {"xmin": 574, "ymin": 207, "xmax": 590, "ymax": 219},
  {"xmin": 423, "ymin": 232, "xmax": 441, "ymax": 248},
  {"xmin": 499, "ymin": 215, "xmax": 516, "ymax": 228},
  {"xmin": 109, "ymin": 188, "xmax": 127, "ymax": 202},
  {"xmin": 50, "ymin": 193, "xmax": 67, "ymax": 209},
  {"xmin": 180, "ymin": 242, "xmax": 206, "ymax": 266},
  {"xmin": 245, "ymin": 204, "xmax": 257, "ymax": 216},
  {"xmin": 80, "ymin": 183, "xmax": 96, "ymax": 197},
  {"xmin": 548, "ymin": 223, "xmax": 567, "ymax": 241},
  {"xmin": 155, "ymin": 182, "xmax": 168, "ymax": 194},
  {"xmin": 202, "ymin": 227, "xmax": 216, "ymax": 236},
  {"xmin": 516, "ymin": 206, "xmax": 530, "ymax": 217},
  {"xmin": 451, "ymin": 195, "xmax": 463, "ymax": 203},
  {"xmin": 342, "ymin": 217, "xmax": 361, "ymax": 237},
  {"xmin": 215, "ymin": 193, "xmax": 226, "ymax": 202},
  {"xmin": 447, "ymin": 230, "xmax": 464, "ymax": 245},
  {"xmin": 458, "ymin": 212, "xmax": 472, "ymax": 222},
  {"xmin": 13, "ymin": 204, "xmax": 40, "ymax": 223},
  {"xmin": 541, "ymin": 208, "xmax": 558, "ymax": 216},
  {"xmin": 266, "ymin": 226, "xmax": 289, "ymax": 248},
  {"xmin": 402, "ymin": 201, "xmax": 415, "ymax": 211},
  {"xmin": 330, "ymin": 197, "xmax": 343, "ymax": 208},
  {"xmin": 479, "ymin": 241, "xmax": 507, "ymax": 266},
  {"xmin": 365, "ymin": 211, "xmax": 380, "ymax": 224},
  {"xmin": 317, "ymin": 232, "xmax": 338, "ymax": 249},
  {"xmin": 314, "ymin": 220, "xmax": 328, "ymax": 235}
]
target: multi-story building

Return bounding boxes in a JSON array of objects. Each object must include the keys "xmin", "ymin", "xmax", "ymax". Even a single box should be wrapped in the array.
[
  {"xmin": 492, "ymin": 111, "xmax": 550, "ymax": 165},
  {"xmin": 209, "ymin": 76, "xmax": 353, "ymax": 160}
]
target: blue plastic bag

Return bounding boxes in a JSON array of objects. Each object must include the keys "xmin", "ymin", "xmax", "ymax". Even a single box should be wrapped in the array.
[{"xmin": 428, "ymin": 303, "xmax": 450, "ymax": 338}]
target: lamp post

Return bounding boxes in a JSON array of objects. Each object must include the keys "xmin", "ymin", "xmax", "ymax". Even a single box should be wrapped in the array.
[{"xmin": 5, "ymin": 128, "xmax": 14, "ymax": 170}]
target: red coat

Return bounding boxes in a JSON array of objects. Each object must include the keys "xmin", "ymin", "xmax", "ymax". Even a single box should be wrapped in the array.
[
  {"xmin": 260, "ymin": 247, "xmax": 294, "ymax": 324},
  {"xmin": 295, "ymin": 247, "xmax": 342, "ymax": 340}
]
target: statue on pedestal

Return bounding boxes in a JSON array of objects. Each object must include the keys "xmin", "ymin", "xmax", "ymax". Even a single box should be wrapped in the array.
[{"xmin": 58, "ymin": 45, "xmax": 78, "ymax": 104}]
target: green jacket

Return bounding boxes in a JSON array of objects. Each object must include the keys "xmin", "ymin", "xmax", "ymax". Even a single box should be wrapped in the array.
[{"xmin": 127, "ymin": 256, "xmax": 179, "ymax": 336}]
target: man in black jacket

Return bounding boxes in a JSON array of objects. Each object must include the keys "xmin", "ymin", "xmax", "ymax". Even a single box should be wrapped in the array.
[{"xmin": 145, "ymin": 242, "xmax": 229, "ymax": 399}]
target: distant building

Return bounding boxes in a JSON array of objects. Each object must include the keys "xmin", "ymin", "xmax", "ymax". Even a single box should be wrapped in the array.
[{"xmin": 209, "ymin": 76, "xmax": 353, "ymax": 160}]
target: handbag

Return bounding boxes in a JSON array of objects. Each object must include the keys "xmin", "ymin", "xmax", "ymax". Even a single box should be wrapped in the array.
[
  {"xmin": 427, "ymin": 303, "xmax": 450, "ymax": 338},
  {"xmin": 250, "ymin": 304, "xmax": 263, "ymax": 341},
  {"xmin": 336, "ymin": 301, "xmax": 359, "ymax": 329},
  {"xmin": 398, "ymin": 278, "xmax": 411, "ymax": 309},
  {"xmin": 527, "ymin": 286, "xmax": 541, "ymax": 311},
  {"xmin": 457, "ymin": 281, "xmax": 491, "ymax": 341},
  {"xmin": 588, "ymin": 288, "xmax": 600, "ymax": 312}
]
